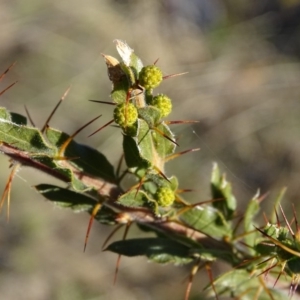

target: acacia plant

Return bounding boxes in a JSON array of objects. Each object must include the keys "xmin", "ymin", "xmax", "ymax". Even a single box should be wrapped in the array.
[{"xmin": 0, "ymin": 40, "xmax": 300, "ymax": 299}]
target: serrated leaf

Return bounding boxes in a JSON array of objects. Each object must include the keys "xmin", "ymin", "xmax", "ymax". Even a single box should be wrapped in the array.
[
  {"xmin": 111, "ymin": 82, "xmax": 128, "ymax": 104},
  {"xmin": 106, "ymin": 237, "xmax": 192, "ymax": 265},
  {"xmin": 35, "ymin": 184, "xmax": 95, "ymax": 212},
  {"xmin": 169, "ymin": 176, "xmax": 179, "ymax": 191},
  {"xmin": 211, "ymin": 163, "xmax": 236, "ymax": 220},
  {"xmin": 10, "ymin": 112, "xmax": 27, "ymax": 125},
  {"xmin": 138, "ymin": 106, "xmax": 161, "ymax": 128},
  {"xmin": 137, "ymin": 118, "xmax": 155, "ymax": 164},
  {"xmin": 35, "ymin": 184, "xmax": 118, "ymax": 225},
  {"xmin": 210, "ymin": 269, "xmax": 286, "ymax": 300},
  {"xmin": 146, "ymin": 173, "xmax": 169, "ymax": 188},
  {"xmin": 45, "ymin": 127, "xmax": 116, "ymax": 183},
  {"xmin": 190, "ymin": 247, "xmax": 234, "ymax": 264},
  {"xmin": 0, "ymin": 107, "xmax": 12, "ymax": 121},
  {"xmin": 180, "ymin": 205, "xmax": 231, "ymax": 240},
  {"xmin": 117, "ymin": 189, "xmax": 148, "ymax": 208},
  {"xmin": 123, "ymin": 133, "xmax": 149, "ymax": 173},
  {"xmin": 119, "ymin": 63, "xmax": 136, "ymax": 87},
  {"xmin": 31, "ymin": 155, "xmax": 86, "ymax": 191},
  {"xmin": 153, "ymin": 122, "xmax": 176, "ymax": 157},
  {"xmin": 0, "ymin": 112, "xmax": 55, "ymax": 154},
  {"xmin": 244, "ymin": 190, "xmax": 261, "ymax": 251}
]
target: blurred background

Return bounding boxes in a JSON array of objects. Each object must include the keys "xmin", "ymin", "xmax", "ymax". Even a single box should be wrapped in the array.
[{"xmin": 1, "ymin": 0, "xmax": 300, "ymax": 299}]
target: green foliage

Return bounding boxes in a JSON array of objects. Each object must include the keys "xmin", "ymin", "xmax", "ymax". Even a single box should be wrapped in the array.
[{"xmin": 0, "ymin": 40, "xmax": 299, "ymax": 299}]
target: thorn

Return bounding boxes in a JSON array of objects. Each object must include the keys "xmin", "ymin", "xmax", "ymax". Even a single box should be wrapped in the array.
[
  {"xmin": 152, "ymin": 165, "xmax": 170, "ymax": 183},
  {"xmin": 176, "ymin": 188, "xmax": 194, "ymax": 194},
  {"xmin": 152, "ymin": 127, "xmax": 179, "ymax": 146},
  {"xmin": 102, "ymin": 224, "xmax": 124, "ymax": 250},
  {"xmin": 258, "ymin": 273, "xmax": 277, "ymax": 300},
  {"xmin": 255, "ymin": 226, "xmax": 300, "ymax": 258},
  {"xmin": 0, "ymin": 81, "xmax": 17, "ymax": 97},
  {"xmin": 255, "ymin": 260, "xmax": 278, "ymax": 278},
  {"xmin": 116, "ymin": 154, "xmax": 124, "ymax": 179},
  {"xmin": 274, "ymin": 207, "xmax": 280, "ymax": 228},
  {"xmin": 0, "ymin": 62, "xmax": 16, "ymax": 82},
  {"xmin": 273, "ymin": 261, "xmax": 286, "ymax": 288},
  {"xmin": 134, "ymin": 175, "xmax": 146, "ymax": 198},
  {"xmin": 262, "ymin": 212, "xmax": 269, "ymax": 224},
  {"xmin": 176, "ymin": 198, "xmax": 224, "ymax": 216},
  {"xmin": 113, "ymin": 222, "xmax": 131, "ymax": 285},
  {"xmin": 114, "ymin": 255, "xmax": 122, "ymax": 285},
  {"xmin": 165, "ymin": 120, "xmax": 199, "ymax": 125},
  {"xmin": 184, "ymin": 259, "xmax": 201, "ymax": 300},
  {"xmin": 292, "ymin": 204, "xmax": 300, "ymax": 240},
  {"xmin": 89, "ymin": 99, "xmax": 116, "ymax": 105},
  {"xmin": 88, "ymin": 119, "xmax": 114, "ymax": 137},
  {"xmin": 53, "ymin": 156, "xmax": 80, "ymax": 161},
  {"xmin": 84, "ymin": 202, "xmax": 102, "ymax": 252},
  {"xmin": 163, "ymin": 72, "xmax": 188, "ymax": 81},
  {"xmin": 0, "ymin": 164, "xmax": 20, "ymax": 221},
  {"xmin": 205, "ymin": 263, "xmax": 219, "ymax": 300},
  {"xmin": 279, "ymin": 204, "xmax": 294, "ymax": 237},
  {"xmin": 24, "ymin": 105, "xmax": 36, "ymax": 127},
  {"xmin": 58, "ymin": 114, "xmax": 101, "ymax": 157},
  {"xmin": 165, "ymin": 148, "xmax": 200, "ymax": 163},
  {"xmin": 41, "ymin": 86, "xmax": 71, "ymax": 133},
  {"xmin": 117, "ymin": 168, "xmax": 129, "ymax": 185},
  {"xmin": 174, "ymin": 193, "xmax": 192, "ymax": 206}
]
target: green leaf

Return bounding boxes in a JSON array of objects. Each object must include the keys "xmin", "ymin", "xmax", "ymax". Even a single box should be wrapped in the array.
[
  {"xmin": 169, "ymin": 176, "xmax": 179, "ymax": 191},
  {"xmin": 106, "ymin": 237, "xmax": 192, "ymax": 265},
  {"xmin": 111, "ymin": 79, "xmax": 129, "ymax": 104},
  {"xmin": 0, "ymin": 107, "xmax": 12, "ymax": 121},
  {"xmin": 35, "ymin": 184, "xmax": 95, "ymax": 212},
  {"xmin": 137, "ymin": 118, "xmax": 155, "ymax": 164},
  {"xmin": 138, "ymin": 106, "xmax": 161, "ymax": 128},
  {"xmin": 123, "ymin": 133, "xmax": 149, "ymax": 173},
  {"xmin": 244, "ymin": 190, "xmax": 261, "ymax": 251},
  {"xmin": 117, "ymin": 189, "xmax": 148, "ymax": 208},
  {"xmin": 211, "ymin": 163, "xmax": 236, "ymax": 220},
  {"xmin": 31, "ymin": 155, "xmax": 87, "ymax": 191},
  {"xmin": 35, "ymin": 184, "xmax": 118, "ymax": 225},
  {"xmin": 146, "ymin": 173, "xmax": 169, "ymax": 188},
  {"xmin": 180, "ymin": 205, "xmax": 231, "ymax": 240},
  {"xmin": 119, "ymin": 63, "xmax": 136, "ymax": 87},
  {"xmin": 10, "ymin": 112, "xmax": 27, "ymax": 125},
  {"xmin": 0, "ymin": 111, "xmax": 55, "ymax": 154},
  {"xmin": 210, "ymin": 269, "xmax": 286, "ymax": 300},
  {"xmin": 45, "ymin": 127, "xmax": 116, "ymax": 183},
  {"xmin": 153, "ymin": 122, "xmax": 176, "ymax": 157}
]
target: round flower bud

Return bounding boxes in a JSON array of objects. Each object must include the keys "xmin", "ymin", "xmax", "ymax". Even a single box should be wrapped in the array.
[
  {"xmin": 113, "ymin": 103, "xmax": 138, "ymax": 128},
  {"xmin": 155, "ymin": 186, "xmax": 175, "ymax": 207},
  {"xmin": 139, "ymin": 65, "xmax": 163, "ymax": 90},
  {"xmin": 149, "ymin": 94, "xmax": 172, "ymax": 118}
]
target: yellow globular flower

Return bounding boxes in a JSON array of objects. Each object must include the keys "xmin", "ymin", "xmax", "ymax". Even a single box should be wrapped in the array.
[
  {"xmin": 113, "ymin": 103, "xmax": 138, "ymax": 128},
  {"xmin": 155, "ymin": 186, "xmax": 175, "ymax": 207},
  {"xmin": 139, "ymin": 65, "xmax": 163, "ymax": 90},
  {"xmin": 149, "ymin": 94, "xmax": 172, "ymax": 118}
]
